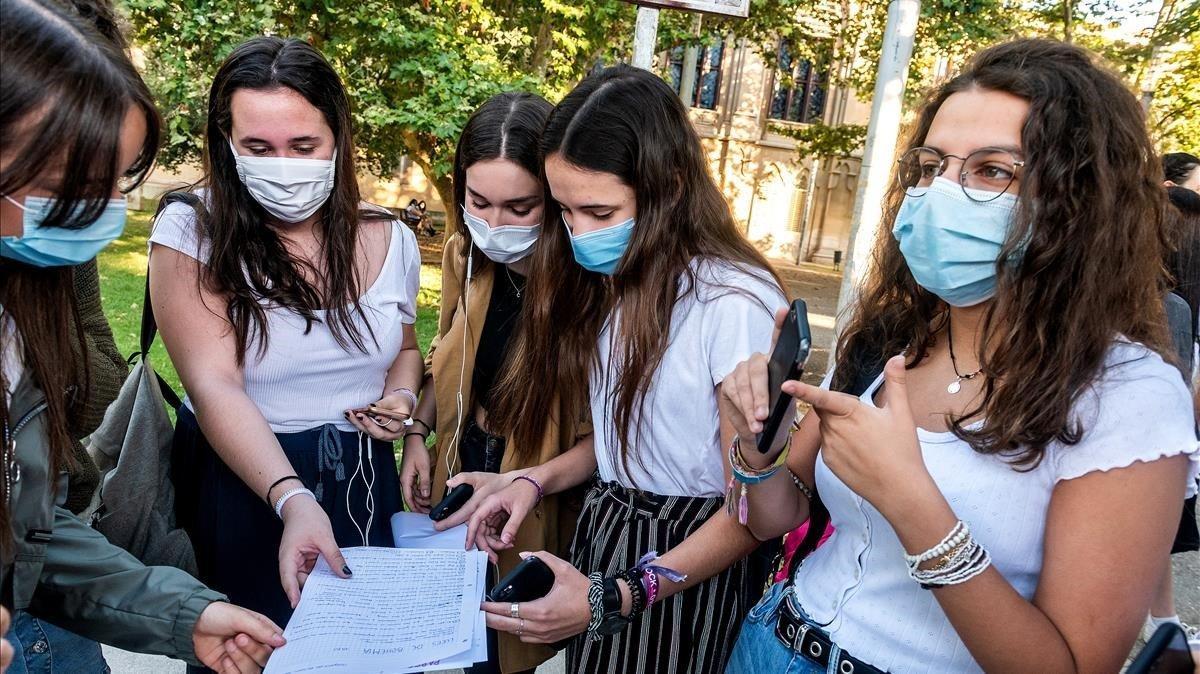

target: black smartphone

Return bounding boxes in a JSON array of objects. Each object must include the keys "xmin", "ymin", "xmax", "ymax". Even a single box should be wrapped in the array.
[
  {"xmin": 487, "ymin": 556, "xmax": 556, "ymax": 603},
  {"xmin": 1128, "ymin": 623, "xmax": 1195, "ymax": 674},
  {"xmin": 756, "ymin": 298, "xmax": 813, "ymax": 453},
  {"xmin": 429, "ymin": 483, "xmax": 474, "ymax": 522}
]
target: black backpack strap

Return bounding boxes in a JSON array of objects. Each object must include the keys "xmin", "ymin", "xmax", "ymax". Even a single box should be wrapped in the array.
[
  {"xmin": 135, "ymin": 191, "xmax": 201, "ymax": 412},
  {"xmin": 783, "ymin": 350, "xmax": 886, "ymax": 588}
]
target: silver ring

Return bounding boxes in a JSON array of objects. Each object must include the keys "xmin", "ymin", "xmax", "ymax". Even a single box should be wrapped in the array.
[
  {"xmin": 516, "ymin": 619, "xmax": 525, "ymax": 636},
  {"xmin": 370, "ymin": 415, "xmax": 397, "ymax": 429},
  {"xmin": 509, "ymin": 603, "xmax": 520, "ymax": 619}
]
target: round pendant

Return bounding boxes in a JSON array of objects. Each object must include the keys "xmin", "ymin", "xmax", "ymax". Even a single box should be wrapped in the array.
[{"xmin": 947, "ymin": 380, "xmax": 962, "ymax": 395}]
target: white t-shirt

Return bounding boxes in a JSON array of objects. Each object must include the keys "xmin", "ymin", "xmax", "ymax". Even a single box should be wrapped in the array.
[
  {"xmin": 792, "ymin": 340, "xmax": 1200, "ymax": 673},
  {"xmin": 591, "ymin": 258, "xmax": 786, "ymax": 497},
  {"xmin": 148, "ymin": 199, "xmax": 421, "ymax": 432}
]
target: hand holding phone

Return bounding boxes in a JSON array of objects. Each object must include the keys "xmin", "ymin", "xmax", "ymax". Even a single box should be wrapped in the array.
[
  {"xmin": 486, "ymin": 556, "xmax": 555, "ymax": 603},
  {"xmin": 756, "ymin": 299, "xmax": 813, "ymax": 453},
  {"xmin": 430, "ymin": 483, "xmax": 474, "ymax": 522}
]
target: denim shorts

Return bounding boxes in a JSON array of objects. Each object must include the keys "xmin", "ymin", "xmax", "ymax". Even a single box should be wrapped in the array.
[{"xmin": 726, "ymin": 581, "xmax": 850, "ymax": 674}]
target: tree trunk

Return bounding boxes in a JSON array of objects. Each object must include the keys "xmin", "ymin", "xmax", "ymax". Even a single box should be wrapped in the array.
[
  {"xmin": 400, "ymin": 130, "xmax": 458, "ymax": 243},
  {"xmin": 1062, "ymin": 0, "xmax": 1074, "ymax": 43}
]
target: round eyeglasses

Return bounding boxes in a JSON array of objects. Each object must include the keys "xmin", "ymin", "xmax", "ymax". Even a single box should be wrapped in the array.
[{"xmin": 896, "ymin": 146, "xmax": 1024, "ymax": 203}]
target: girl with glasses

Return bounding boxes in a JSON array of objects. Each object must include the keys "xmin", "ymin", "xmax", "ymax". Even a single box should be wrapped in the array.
[{"xmin": 721, "ymin": 38, "xmax": 1199, "ymax": 673}]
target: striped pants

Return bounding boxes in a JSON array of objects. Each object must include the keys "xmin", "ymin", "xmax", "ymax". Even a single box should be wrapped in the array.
[{"xmin": 566, "ymin": 479, "xmax": 773, "ymax": 674}]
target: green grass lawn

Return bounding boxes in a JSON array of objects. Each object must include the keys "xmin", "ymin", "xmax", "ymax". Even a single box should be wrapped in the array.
[{"xmin": 97, "ymin": 209, "xmax": 443, "ymax": 398}]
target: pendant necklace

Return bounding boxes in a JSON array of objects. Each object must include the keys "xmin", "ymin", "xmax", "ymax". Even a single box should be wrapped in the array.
[
  {"xmin": 946, "ymin": 321, "xmax": 984, "ymax": 395},
  {"xmin": 504, "ymin": 265, "xmax": 523, "ymax": 299}
]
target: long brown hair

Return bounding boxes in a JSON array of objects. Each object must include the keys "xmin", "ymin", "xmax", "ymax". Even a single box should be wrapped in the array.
[
  {"xmin": 178, "ymin": 37, "xmax": 390, "ymax": 364},
  {"xmin": 450, "ymin": 91, "xmax": 553, "ymax": 294},
  {"xmin": 489, "ymin": 65, "xmax": 782, "ymax": 475},
  {"xmin": 836, "ymin": 38, "xmax": 1169, "ymax": 468},
  {"xmin": 1, "ymin": 0, "xmax": 160, "ymax": 556}
]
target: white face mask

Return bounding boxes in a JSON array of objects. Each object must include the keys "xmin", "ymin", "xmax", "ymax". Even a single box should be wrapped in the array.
[
  {"xmin": 461, "ymin": 206, "xmax": 541, "ymax": 264},
  {"xmin": 230, "ymin": 140, "xmax": 336, "ymax": 223}
]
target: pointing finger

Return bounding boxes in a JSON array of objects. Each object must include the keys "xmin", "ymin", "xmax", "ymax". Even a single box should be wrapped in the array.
[{"xmin": 782, "ymin": 381, "xmax": 858, "ymax": 418}]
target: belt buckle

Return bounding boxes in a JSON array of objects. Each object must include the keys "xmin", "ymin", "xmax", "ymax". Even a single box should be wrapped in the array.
[{"xmin": 773, "ymin": 593, "xmax": 808, "ymax": 652}]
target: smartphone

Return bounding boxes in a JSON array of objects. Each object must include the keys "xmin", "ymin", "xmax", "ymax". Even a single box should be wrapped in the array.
[
  {"xmin": 429, "ymin": 483, "xmax": 474, "ymax": 522},
  {"xmin": 756, "ymin": 298, "xmax": 812, "ymax": 453},
  {"xmin": 1128, "ymin": 623, "xmax": 1195, "ymax": 674},
  {"xmin": 487, "ymin": 556, "xmax": 555, "ymax": 603}
]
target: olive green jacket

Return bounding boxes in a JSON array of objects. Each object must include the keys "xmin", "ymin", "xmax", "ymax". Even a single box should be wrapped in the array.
[{"xmin": 4, "ymin": 372, "xmax": 222, "ymax": 665}]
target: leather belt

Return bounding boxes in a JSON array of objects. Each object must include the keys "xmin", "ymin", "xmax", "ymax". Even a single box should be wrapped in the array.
[{"xmin": 774, "ymin": 593, "xmax": 886, "ymax": 674}]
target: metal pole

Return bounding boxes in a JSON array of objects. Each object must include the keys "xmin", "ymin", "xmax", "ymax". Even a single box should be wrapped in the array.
[
  {"xmin": 632, "ymin": 6, "xmax": 661, "ymax": 70},
  {"xmin": 678, "ymin": 15, "xmax": 703, "ymax": 106},
  {"xmin": 834, "ymin": 0, "xmax": 920, "ymax": 330}
]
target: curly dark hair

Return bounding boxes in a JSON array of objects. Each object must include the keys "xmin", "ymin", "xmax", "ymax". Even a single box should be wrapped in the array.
[{"xmin": 835, "ymin": 38, "xmax": 1169, "ymax": 468}]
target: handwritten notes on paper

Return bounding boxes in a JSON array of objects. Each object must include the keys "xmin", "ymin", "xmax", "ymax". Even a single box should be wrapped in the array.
[{"xmin": 264, "ymin": 546, "xmax": 487, "ymax": 674}]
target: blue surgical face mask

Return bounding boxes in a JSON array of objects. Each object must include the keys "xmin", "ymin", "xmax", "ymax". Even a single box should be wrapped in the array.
[
  {"xmin": 563, "ymin": 213, "xmax": 635, "ymax": 275},
  {"xmin": 892, "ymin": 177, "xmax": 1019, "ymax": 307},
  {"xmin": 1, "ymin": 195, "xmax": 127, "ymax": 267}
]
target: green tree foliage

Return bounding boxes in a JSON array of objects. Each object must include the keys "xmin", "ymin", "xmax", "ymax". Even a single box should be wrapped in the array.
[{"xmin": 123, "ymin": 0, "xmax": 640, "ymax": 216}]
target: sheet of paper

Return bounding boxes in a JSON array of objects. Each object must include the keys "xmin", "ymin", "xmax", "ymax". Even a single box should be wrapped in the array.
[
  {"xmin": 264, "ymin": 546, "xmax": 483, "ymax": 674},
  {"xmin": 390, "ymin": 511, "xmax": 469, "ymax": 550},
  {"xmin": 408, "ymin": 552, "xmax": 489, "ymax": 673}
]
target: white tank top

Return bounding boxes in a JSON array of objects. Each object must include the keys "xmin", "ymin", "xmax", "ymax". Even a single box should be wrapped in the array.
[{"xmin": 148, "ymin": 198, "xmax": 421, "ymax": 432}]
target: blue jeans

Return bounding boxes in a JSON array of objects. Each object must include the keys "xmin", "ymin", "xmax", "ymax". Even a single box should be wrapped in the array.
[
  {"xmin": 6, "ymin": 612, "xmax": 108, "ymax": 674},
  {"xmin": 726, "ymin": 582, "xmax": 847, "ymax": 674}
]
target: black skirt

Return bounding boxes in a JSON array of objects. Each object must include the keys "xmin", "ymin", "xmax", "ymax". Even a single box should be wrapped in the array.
[
  {"xmin": 170, "ymin": 405, "xmax": 402, "ymax": 628},
  {"xmin": 1172, "ymin": 494, "xmax": 1199, "ymax": 554},
  {"xmin": 565, "ymin": 478, "xmax": 775, "ymax": 674}
]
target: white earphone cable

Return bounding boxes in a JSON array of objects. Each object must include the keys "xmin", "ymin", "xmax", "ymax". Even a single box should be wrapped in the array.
[{"xmin": 444, "ymin": 244, "xmax": 473, "ymax": 480}]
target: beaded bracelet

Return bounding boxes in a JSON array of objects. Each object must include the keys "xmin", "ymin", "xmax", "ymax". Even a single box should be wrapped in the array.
[
  {"xmin": 513, "ymin": 475, "xmax": 544, "ymax": 506},
  {"xmin": 726, "ymin": 434, "xmax": 792, "ymax": 524},
  {"xmin": 904, "ymin": 520, "xmax": 970, "ymax": 566}
]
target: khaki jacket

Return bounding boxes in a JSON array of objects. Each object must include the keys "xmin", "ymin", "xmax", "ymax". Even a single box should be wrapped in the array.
[
  {"xmin": 4, "ymin": 373, "xmax": 222, "ymax": 665},
  {"xmin": 426, "ymin": 235, "xmax": 586, "ymax": 673}
]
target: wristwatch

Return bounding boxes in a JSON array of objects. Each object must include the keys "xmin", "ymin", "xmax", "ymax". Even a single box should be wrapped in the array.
[{"xmin": 594, "ymin": 576, "xmax": 631, "ymax": 636}]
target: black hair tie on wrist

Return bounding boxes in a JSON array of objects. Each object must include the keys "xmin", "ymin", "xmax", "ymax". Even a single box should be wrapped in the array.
[{"xmin": 265, "ymin": 475, "xmax": 303, "ymax": 504}]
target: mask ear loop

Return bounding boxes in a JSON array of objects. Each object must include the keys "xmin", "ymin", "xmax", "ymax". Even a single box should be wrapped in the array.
[
  {"xmin": 2, "ymin": 194, "xmax": 27, "ymax": 211},
  {"xmin": 444, "ymin": 242, "xmax": 473, "ymax": 481}
]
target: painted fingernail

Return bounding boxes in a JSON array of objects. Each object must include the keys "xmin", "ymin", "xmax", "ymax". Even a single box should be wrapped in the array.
[{"xmin": 343, "ymin": 565, "xmax": 353, "ymax": 576}]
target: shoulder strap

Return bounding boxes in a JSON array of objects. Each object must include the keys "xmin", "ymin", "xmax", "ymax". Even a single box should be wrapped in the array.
[
  {"xmin": 135, "ymin": 192, "xmax": 202, "ymax": 411},
  {"xmin": 782, "ymin": 348, "xmax": 886, "ymax": 588}
]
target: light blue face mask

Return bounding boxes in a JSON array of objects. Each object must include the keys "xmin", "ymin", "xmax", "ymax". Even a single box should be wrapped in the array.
[
  {"xmin": 892, "ymin": 177, "xmax": 1019, "ymax": 307},
  {"xmin": 563, "ymin": 213, "xmax": 635, "ymax": 275},
  {"xmin": 1, "ymin": 195, "xmax": 127, "ymax": 267}
]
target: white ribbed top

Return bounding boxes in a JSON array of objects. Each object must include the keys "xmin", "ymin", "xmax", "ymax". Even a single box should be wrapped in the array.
[
  {"xmin": 149, "ymin": 200, "xmax": 420, "ymax": 432},
  {"xmin": 793, "ymin": 341, "xmax": 1200, "ymax": 672}
]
